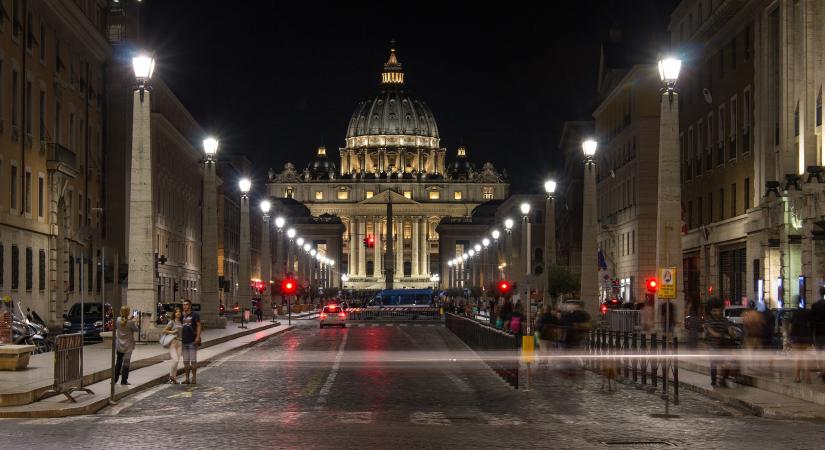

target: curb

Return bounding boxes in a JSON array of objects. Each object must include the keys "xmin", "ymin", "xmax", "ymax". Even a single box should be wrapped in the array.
[{"xmin": 0, "ymin": 326, "xmax": 293, "ymax": 418}]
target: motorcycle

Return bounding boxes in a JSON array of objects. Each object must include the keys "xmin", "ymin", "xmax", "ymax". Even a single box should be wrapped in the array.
[{"xmin": 11, "ymin": 301, "xmax": 53, "ymax": 354}]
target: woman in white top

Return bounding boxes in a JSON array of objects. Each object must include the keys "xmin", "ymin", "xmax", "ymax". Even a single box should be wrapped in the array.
[{"xmin": 163, "ymin": 307, "xmax": 183, "ymax": 384}]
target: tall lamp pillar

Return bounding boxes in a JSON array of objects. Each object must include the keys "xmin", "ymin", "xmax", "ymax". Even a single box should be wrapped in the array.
[
  {"xmin": 655, "ymin": 58, "xmax": 685, "ymax": 334},
  {"xmin": 200, "ymin": 137, "xmax": 224, "ymax": 327},
  {"xmin": 260, "ymin": 201, "xmax": 272, "ymax": 311},
  {"xmin": 238, "ymin": 178, "xmax": 252, "ymax": 311},
  {"xmin": 544, "ymin": 180, "xmax": 557, "ymax": 307},
  {"xmin": 126, "ymin": 54, "xmax": 158, "ymax": 332},
  {"xmin": 520, "ymin": 202, "xmax": 532, "ymax": 335},
  {"xmin": 580, "ymin": 139, "xmax": 599, "ymax": 319}
]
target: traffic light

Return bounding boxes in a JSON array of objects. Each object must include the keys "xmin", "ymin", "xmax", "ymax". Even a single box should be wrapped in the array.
[
  {"xmin": 281, "ymin": 277, "xmax": 297, "ymax": 296},
  {"xmin": 645, "ymin": 277, "xmax": 658, "ymax": 294},
  {"xmin": 497, "ymin": 280, "xmax": 513, "ymax": 296},
  {"xmin": 363, "ymin": 235, "xmax": 375, "ymax": 248},
  {"xmin": 600, "ymin": 303, "xmax": 608, "ymax": 315}
]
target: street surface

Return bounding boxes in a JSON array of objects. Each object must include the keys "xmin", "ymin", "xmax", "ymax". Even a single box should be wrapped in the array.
[{"xmin": 2, "ymin": 320, "xmax": 824, "ymax": 449}]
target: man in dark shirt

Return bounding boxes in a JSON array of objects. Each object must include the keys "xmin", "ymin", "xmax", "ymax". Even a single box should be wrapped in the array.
[
  {"xmin": 705, "ymin": 300, "xmax": 735, "ymax": 387},
  {"xmin": 181, "ymin": 300, "xmax": 202, "ymax": 384}
]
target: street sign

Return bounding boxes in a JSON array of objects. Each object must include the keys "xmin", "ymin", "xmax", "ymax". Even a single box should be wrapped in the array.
[{"xmin": 659, "ymin": 267, "xmax": 676, "ymax": 299}]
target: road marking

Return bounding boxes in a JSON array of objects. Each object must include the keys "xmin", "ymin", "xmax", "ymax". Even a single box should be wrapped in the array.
[
  {"xmin": 483, "ymin": 413, "xmax": 525, "ymax": 425},
  {"xmin": 316, "ymin": 332, "xmax": 348, "ymax": 406},
  {"xmin": 336, "ymin": 411, "xmax": 374, "ymax": 424},
  {"xmin": 410, "ymin": 411, "xmax": 451, "ymax": 425},
  {"xmin": 167, "ymin": 388, "xmax": 195, "ymax": 399},
  {"xmin": 300, "ymin": 370, "xmax": 326, "ymax": 396},
  {"xmin": 370, "ymin": 323, "xmax": 379, "ymax": 327},
  {"xmin": 399, "ymin": 323, "xmax": 408, "ymax": 326},
  {"xmin": 100, "ymin": 382, "xmax": 176, "ymax": 416}
]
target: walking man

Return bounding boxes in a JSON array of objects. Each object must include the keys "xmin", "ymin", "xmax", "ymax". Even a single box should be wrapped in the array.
[{"xmin": 181, "ymin": 299, "xmax": 202, "ymax": 384}]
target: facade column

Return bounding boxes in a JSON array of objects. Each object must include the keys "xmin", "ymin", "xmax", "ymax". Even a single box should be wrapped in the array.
[
  {"xmin": 396, "ymin": 219, "xmax": 404, "ymax": 280},
  {"xmin": 358, "ymin": 216, "xmax": 366, "ymax": 276},
  {"xmin": 374, "ymin": 217, "xmax": 382, "ymax": 277},
  {"xmin": 126, "ymin": 88, "xmax": 156, "ymax": 327},
  {"xmin": 239, "ymin": 192, "xmax": 251, "ymax": 310},
  {"xmin": 348, "ymin": 218, "xmax": 356, "ymax": 277},
  {"xmin": 412, "ymin": 218, "xmax": 420, "ymax": 277},
  {"xmin": 260, "ymin": 214, "xmax": 271, "ymax": 309},
  {"xmin": 580, "ymin": 159, "xmax": 599, "ymax": 319},
  {"xmin": 419, "ymin": 218, "xmax": 428, "ymax": 276}
]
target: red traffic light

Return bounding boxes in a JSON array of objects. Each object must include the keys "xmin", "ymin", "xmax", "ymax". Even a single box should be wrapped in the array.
[
  {"xmin": 600, "ymin": 303, "xmax": 608, "ymax": 315},
  {"xmin": 497, "ymin": 280, "xmax": 512, "ymax": 296},
  {"xmin": 363, "ymin": 235, "xmax": 375, "ymax": 248},
  {"xmin": 645, "ymin": 277, "xmax": 658, "ymax": 294},
  {"xmin": 281, "ymin": 277, "xmax": 297, "ymax": 295}
]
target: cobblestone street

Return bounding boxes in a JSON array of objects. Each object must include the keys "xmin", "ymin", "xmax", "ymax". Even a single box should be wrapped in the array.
[{"xmin": 1, "ymin": 321, "xmax": 823, "ymax": 449}]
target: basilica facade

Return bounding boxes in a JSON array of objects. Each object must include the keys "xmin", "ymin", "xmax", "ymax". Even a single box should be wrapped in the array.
[{"xmin": 266, "ymin": 49, "xmax": 509, "ymax": 289}]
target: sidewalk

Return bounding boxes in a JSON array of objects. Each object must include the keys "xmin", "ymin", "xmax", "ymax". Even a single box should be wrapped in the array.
[{"xmin": 0, "ymin": 320, "xmax": 287, "ymax": 409}]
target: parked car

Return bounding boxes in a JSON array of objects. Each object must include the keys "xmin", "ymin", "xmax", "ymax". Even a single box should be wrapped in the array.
[
  {"xmin": 63, "ymin": 302, "xmax": 113, "ymax": 341},
  {"xmin": 723, "ymin": 306, "xmax": 750, "ymax": 326},
  {"xmin": 319, "ymin": 304, "xmax": 346, "ymax": 328}
]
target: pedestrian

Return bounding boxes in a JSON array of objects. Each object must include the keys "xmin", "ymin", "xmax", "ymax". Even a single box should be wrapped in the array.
[
  {"xmin": 742, "ymin": 305, "xmax": 765, "ymax": 369},
  {"xmin": 535, "ymin": 306, "xmax": 557, "ymax": 367},
  {"xmin": 114, "ymin": 306, "xmax": 139, "ymax": 386},
  {"xmin": 704, "ymin": 298, "xmax": 737, "ymax": 387},
  {"xmin": 255, "ymin": 301, "xmax": 263, "ymax": 322},
  {"xmin": 498, "ymin": 300, "xmax": 513, "ymax": 330},
  {"xmin": 181, "ymin": 299, "xmax": 202, "ymax": 384},
  {"xmin": 163, "ymin": 307, "xmax": 183, "ymax": 384},
  {"xmin": 789, "ymin": 307, "xmax": 813, "ymax": 383},
  {"xmin": 811, "ymin": 292, "xmax": 825, "ymax": 382}
]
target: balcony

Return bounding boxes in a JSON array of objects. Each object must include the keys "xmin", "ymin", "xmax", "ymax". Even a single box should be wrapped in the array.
[{"xmin": 44, "ymin": 143, "xmax": 78, "ymax": 178}]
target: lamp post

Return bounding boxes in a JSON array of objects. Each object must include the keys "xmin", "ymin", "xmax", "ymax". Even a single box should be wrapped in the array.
[
  {"xmin": 544, "ymin": 179, "xmax": 557, "ymax": 307},
  {"xmin": 302, "ymin": 242, "xmax": 311, "ymax": 301},
  {"xmin": 260, "ymin": 200, "xmax": 272, "ymax": 314},
  {"xmin": 491, "ymin": 229, "xmax": 500, "ymax": 283},
  {"xmin": 469, "ymin": 248, "xmax": 477, "ymax": 288},
  {"xmin": 580, "ymin": 138, "xmax": 599, "ymax": 319},
  {"xmin": 504, "ymin": 218, "xmax": 514, "ymax": 280},
  {"xmin": 199, "ymin": 137, "xmax": 224, "ymax": 327},
  {"xmin": 482, "ymin": 238, "xmax": 490, "ymax": 290},
  {"xmin": 656, "ymin": 57, "xmax": 684, "ymax": 335},
  {"xmin": 126, "ymin": 53, "xmax": 158, "ymax": 333},
  {"xmin": 447, "ymin": 260, "xmax": 454, "ymax": 288},
  {"xmin": 274, "ymin": 216, "xmax": 285, "ymax": 279},
  {"xmin": 520, "ymin": 202, "xmax": 532, "ymax": 336},
  {"xmin": 286, "ymin": 228, "xmax": 296, "ymax": 277},
  {"xmin": 238, "ymin": 178, "xmax": 252, "ymax": 314}
]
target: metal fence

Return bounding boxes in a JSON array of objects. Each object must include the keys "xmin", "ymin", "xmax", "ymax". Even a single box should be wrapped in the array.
[
  {"xmin": 603, "ymin": 309, "xmax": 643, "ymax": 333},
  {"xmin": 445, "ymin": 313, "xmax": 520, "ymax": 388},
  {"xmin": 40, "ymin": 333, "xmax": 93, "ymax": 402},
  {"xmin": 346, "ymin": 307, "xmax": 443, "ymax": 322},
  {"xmin": 585, "ymin": 328, "xmax": 679, "ymax": 404}
]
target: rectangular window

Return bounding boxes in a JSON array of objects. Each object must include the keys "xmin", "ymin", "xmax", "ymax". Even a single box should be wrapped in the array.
[
  {"xmin": 285, "ymin": 187, "xmax": 293, "ymax": 198},
  {"xmin": 453, "ymin": 191, "xmax": 462, "ymax": 200},
  {"xmin": 743, "ymin": 88, "xmax": 752, "ymax": 153},
  {"xmin": 55, "ymin": 101, "xmax": 61, "ymax": 144},
  {"xmin": 718, "ymin": 105, "xmax": 726, "ymax": 165},
  {"xmin": 11, "ymin": 245, "xmax": 19, "ymax": 290},
  {"xmin": 731, "ymin": 37, "xmax": 736, "ymax": 69},
  {"xmin": 25, "ymin": 247, "xmax": 32, "ymax": 291},
  {"xmin": 403, "ymin": 191, "xmax": 412, "ymax": 199},
  {"xmin": 78, "ymin": 192, "xmax": 83, "ymax": 225},
  {"xmin": 708, "ymin": 192, "xmax": 714, "ymax": 223},
  {"xmin": 719, "ymin": 188, "xmax": 725, "ymax": 221},
  {"xmin": 483, "ymin": 186, "xmax": 493, "ymax": 199},
  {"xmin": 731, "ymin": 183, "xmax": 737, "ymax": 217},
  {"xmin": 707, "ymin": 112, "xmax": 714, "ymax": 171},
  {"xmin": 39, "ymin": 90, "xmax": 45, "ymax": 142},
  {"xmin": 68, "ymin": 255, "xmax": 74, "ymax": 292},
  {"xmin": 68, "ymin": 112, "xmax": 74, "ymax": 150},
  {"xmin": 25, "ymin": 79, "xmax": 32, "ymax": 136},
  {"xmin": 365, "ymin": 191, "xmax": 373, "ymax": 199},
  {"xmin": 698, "ymin": 196, "xmax": 703, "ymax": 225},
  {"xmin": 697, "ymin": 120, "xmax": 704, "ymax": 173},
  {"xmin": 730, "ymin": 96, "xmax": 737, "ymax": 159},
  {"xmin": 11, "ymin": 70, "xmax": 19, "ymax": 128},
  {"xmin": 10, "ymin": 165, "xmax": 18, "ymax": 210},
  {"xmin": 687, "ymin": 200, "xmax": 693, "ymax": 229},
  {"xmin": 39, "ymin": 22, "xmax": 46, "ymax": 62},
  {"xmin": 38, "ymin": 249, "xmax": 45, "ymax": 291},
  {"xmin": 744, "ymin": 178, "xmax": 750, "ymax": 211},
  {"xmin": 428, "ymin": 191, "xmax": 440, "ymax": 200},
  {"xmin": 24, "ymin": 170, "xmax": 31, "ymax": 214},
  {"xmin": 38, "ymin": 175, "xmax": 44, "ymax": 218},
  {"xmin": 314, "ymin": 191, "xmax": 323, "ymax": 200},
  {"xmin": 336, "ymin": 190, "xmax": 349, "ymax": 200}
]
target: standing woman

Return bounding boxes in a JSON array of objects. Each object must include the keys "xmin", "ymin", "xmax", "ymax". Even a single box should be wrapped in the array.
[
  {"xmin": 114, "ymin": 306, "xmax": 139, "ymax": 385},
  {"xmin": 163, "ymin": 307, "xmax": 183, "ymax": 384}
]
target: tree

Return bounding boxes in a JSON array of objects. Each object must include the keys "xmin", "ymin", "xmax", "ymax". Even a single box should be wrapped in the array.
[{"xmin": 546, "ymin": 265, "xmax": 579, "ymax": 305}]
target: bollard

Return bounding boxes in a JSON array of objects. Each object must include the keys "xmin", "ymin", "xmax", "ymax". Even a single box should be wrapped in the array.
[
  {"xmin": 640, "ymin": 333, "xmax": 647, "ymax": 385},
  {"xmin": 673, "ymin": 336, "xmax": 679, "ymax": 405},
  {"xmin": 651, "ymin": 333, "xmax": 658, "ymax": 388}
]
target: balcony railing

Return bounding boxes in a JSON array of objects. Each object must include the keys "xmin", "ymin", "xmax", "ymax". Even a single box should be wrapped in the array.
[{"xmin": 44, "ymin": 143, "xmax": 77, "ymax": 171}]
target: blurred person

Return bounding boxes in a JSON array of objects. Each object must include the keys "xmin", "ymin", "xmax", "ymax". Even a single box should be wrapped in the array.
[
  {"xmin": 181, "ymin": 299, "xmax": 202, "ymax": 384},
  {"xmin": 789, "ymin": 307, "xmax": 813, "ymax": 383},
  {"xmin": 812, "ymin": 292, "xmax": 825, "ymax": 381},
  {"xmin": 114, "ymin": 306, "xmax": 139, "ymax": 386},
  {"xmin": 255, "ymin": 301, "xmax": 263, "ymax": 322},
  {"xmin": 705, "ymin": 299, "xmax": 737, "ymax": 387},
  {"xmin": 743, "ymin": 305, "xmax": 765, "ymax": 368},
  {"xmin": 497, "ymin": 300, "xmax": 513, "ymax": 330}
]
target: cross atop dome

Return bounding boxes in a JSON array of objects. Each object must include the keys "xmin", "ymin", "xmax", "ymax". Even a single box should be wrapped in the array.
[{"xmin": 381, "ymin": 43, "xmax": 404, "ymax": 85}]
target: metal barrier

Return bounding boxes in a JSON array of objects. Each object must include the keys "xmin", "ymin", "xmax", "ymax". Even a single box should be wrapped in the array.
[
  {"xmin": 585, "ymin": 328, "xmax": 679, "ymax": 404},
  {"xmin": 346, "ymin": 307, "xmax": 443, "ymax": 322},
  {"xmin": 604, "ymin": 309, "xmax": 642, "ymax": 333},
  {"xmin": 445, "ymin": 313, "xmax": 520, "ymax": 388},
  {"xmin": 40, "ymin": 333, "xmax": 93, "ymax": 402}
]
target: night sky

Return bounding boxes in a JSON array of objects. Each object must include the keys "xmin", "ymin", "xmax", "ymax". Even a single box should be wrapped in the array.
[{"xmin": 138, "ymin": 0, "xmax": 679, "ymax": 193}]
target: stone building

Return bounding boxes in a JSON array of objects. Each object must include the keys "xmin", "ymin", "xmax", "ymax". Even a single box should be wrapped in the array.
[
  {"xmin": 0, "ymin": 0, "xmax": 109, "ymax": 326},
  {"xmin": 556, "ymin": 120, "xmax": 593, "ymax": 281},
  {"xmin": 267, "ymin": 48, "xmax": 509, "ymax": 290}
]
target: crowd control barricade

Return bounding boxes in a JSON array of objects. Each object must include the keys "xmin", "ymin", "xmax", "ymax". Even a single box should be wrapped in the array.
[
  {"xmin": 40, "ymin": 333, "xmax": 93, "ymax": 402},
  {"xmin": 445, "ymin": 313, "xmax": 520, "ymax": 388},
  {"xmin": 345, "ymin": 307, "xmax": 443, "ymax": 322}
]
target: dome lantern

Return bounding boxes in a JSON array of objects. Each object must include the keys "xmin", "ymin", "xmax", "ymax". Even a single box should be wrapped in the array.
[{"xmin": 381, "ymin": 47, "xmax": 404, "ymax": 85}]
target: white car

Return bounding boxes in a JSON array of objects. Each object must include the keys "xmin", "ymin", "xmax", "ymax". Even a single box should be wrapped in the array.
[
  {"xmin": 320, "ymin": 305, "xmax": 346, "ymax": 328},
  {"xmin": 723, "ymin": 306, "xmax": 750, "ymax": 326}
]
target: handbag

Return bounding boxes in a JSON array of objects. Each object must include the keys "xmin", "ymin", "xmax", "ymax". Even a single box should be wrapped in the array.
[{"xmin": 160, "ymin": 333, "xmax": 175, "ymax": 348}]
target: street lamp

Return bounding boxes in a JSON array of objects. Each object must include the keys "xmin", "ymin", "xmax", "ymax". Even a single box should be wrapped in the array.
[
  {"xmin": 303, "ymin": 243, "xmax": 311, "ymax": 252},
  {"xmin": 126, "ymin": 50, "xmax": 159, "ymax": 329},
  {"xmin": 260, "ymin": 199, "xmax": 272, "ymax": 312},
  {"xmin": 238, "ymin": 178, "xmax": 253, "ymax": 313},
  {"xmin": 275, "ymin": 216, "xmax": 285, "ymax": 230},
  {"xmin": 199, "ymin": 135, "xmax": 222, "ymax": 326},
  {"xmin": 296, "ymin": 237, "xmax": 304, "ymax": 246},
  {"xmin": 491, "ymin": 229, "xmax": 500, "ymax": 241},
  {"xmin": 260, "ymin": 200, "xmax": 271, "ymax": 214},
  {"xmin": 544, "ymin": 178, "xmax": 558, "ymax": 306},
  {"xmin": 580, "ymin": 138, "xmax": 598, "ymax": 318},
  {"xmin": 658, "ymin": 57, "xmax": 682, "ymax": 89},
  {"xmin": 504, "ymin": 218, "xmax": 514, "ymax": 232},
  {"xmin": 521, "ymin": 201, "xmax": 532, "ymax": 340}
]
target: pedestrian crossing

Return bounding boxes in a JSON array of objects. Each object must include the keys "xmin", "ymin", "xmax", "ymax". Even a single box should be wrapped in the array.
[{"xmin": 348, "ymin": 323, "xmax": 442, "ymax": 328}]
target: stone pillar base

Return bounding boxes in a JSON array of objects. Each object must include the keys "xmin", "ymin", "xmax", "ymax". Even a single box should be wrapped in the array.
[{"xmin": 201, "ymin": 314, "xmax": 227, "ymax": 329}]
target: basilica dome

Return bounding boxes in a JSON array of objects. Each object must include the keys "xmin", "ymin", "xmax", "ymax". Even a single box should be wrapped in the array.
[{"xmin": 344, "ymin": 49, "xmax": 440, "ymax": 150}]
